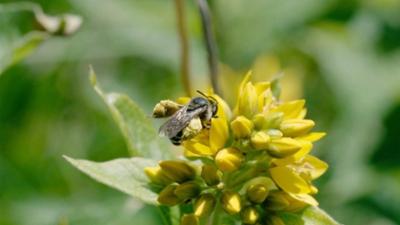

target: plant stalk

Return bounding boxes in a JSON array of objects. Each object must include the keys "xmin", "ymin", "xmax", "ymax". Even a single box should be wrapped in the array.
[
  {"xmin": 195, "ymin": 0, "xmax": 221, "ymax": 96},
  {"xmin": 175, "ymin": 0, "xmax": 192, "ymax": 97}
]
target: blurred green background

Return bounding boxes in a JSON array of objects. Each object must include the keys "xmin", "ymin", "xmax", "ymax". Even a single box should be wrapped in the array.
[{"xmin": 1, "ymin": 0, "xmax": 400, "ymax": 224}]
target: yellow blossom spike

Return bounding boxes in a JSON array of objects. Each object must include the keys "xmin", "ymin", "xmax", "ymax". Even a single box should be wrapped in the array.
[
  {"xmin": 269, "ymin": 165, "xmax": 311, "ymax": 194},
  {"xmin": 194, "ymin": 193, "xmax": 216, "ymax": 217},
  {"xmin": 303, "ymin": 155, "xmax": 328, "ymax": 179},
  {"xmin": 231, "ymin": 116, "xmax": 253, "ymax": 139},
  {"xmin": 209, "ymin": 117, "xmax": 228, "ymax": 151},
  {"xmin": 297, "ymin": 132, "xmax": 326, "ymax": 142},
  {"xmin": 280, "ymin": 119, "xmax": 315, "ymax": 137},
  {"xmin": 266, "ymin": 137, "xmax": 302, "ymax": 158},
  {"xmin": 250, "ymin": 131, "xmax": 270, "ymax": 150},
  {"xmin": 270, "ymin": 100, "xmax": 305, "ymax": 119},
  {"xmin": 180, "ymin": 214, "xmax": 199, "ymax": 225},
  {"xmin": 215, "ymin": 148, "xmax": 244, "ymax": 172},
  {"xmin": 221, "ymin": 190, "xmax": 242, "ymax": 215},
  {"xmin": 158, "ymin": 183, "xmax": 181, "ymax": 206},
  {"xmin": 201, "ymin": 164, "xmax": 221, "ymax": 186},
  {"xmin": 241, "ymin": 206, "xmax": 260, "ymax": 224},
  {"xmin": 174, "ymin": 181, "xmax": 201, "ymax": 201},
  {"xmin": 159, "ymin": 160, "xmax": 196, "ymax": 183}
]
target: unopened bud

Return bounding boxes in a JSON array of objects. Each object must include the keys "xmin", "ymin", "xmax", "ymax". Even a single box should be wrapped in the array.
[
  {"xmin": 264, "ymin": 112, "xmax": 284, "ymax": 129},
  {"xmin": 266, "ymin": 215, "xmax": 285, "ymax": 225},
  {"xmin": 180, "ymin": 214, "xmax": 199, "ymax": 225},
  {"xmin": 247, "ymin": 184, "xmax": 269, "ymax": 204},
  {"xmin": 231, "ymin": 116, "xmax": 253, "ymax": 139},
  {"xmin": 250, "ymin": 131, "xmax": 270, "ymax": 150},
  {"xmin": 144, "ymin": 166, "xmax": 171, "ymax": 185},
  {"xmin": 252, "ymin": 113, "xmax": 267, "ymax": 130},
  {"xmin": 194, "ymin": 194, "xmax": 216, "ymax": 217},
  {"xmin": 159, "ymin": 160, "xmax": 196, "ymax": 183},
  {"xmin": 280, "ymin": 119, "xmax": 315, "ymax": 137},
  {"xmin": 174, "ymin": 181, "xmax": 201, "ymax": 201},
  {"xmin": 215, "ymin": 148, "xmax": 244, "ymax": 172},
  {"xmin": 157, "ymin": 183, "xmax": 181, "ymax": 206},
  {"xmin": 238, "ymin": 82, "xmax": 258, "ymax": 118},
  {"xmin": 152, "ymin": 100, "xmax": 181, "ymax": 118},
  {"xmin": 201, "ymin": 165, "xmax": 221, "ymax": 186},
  {"xmin": 265, "ymin": 191, "xmax": 290, "ymax": 211},
  {"xmin": 221, "ymin": 190, "xmax": 242, "ymax": 214},
  {"xmin": 266, "ymin": 138, "xmax": 302, "ymax": 158},
  {"xmin": 266, "ymin": 129, "xmax": 283, "ymax": 139},
  {"xmin": 241, "ymin": 207, "xmax": 259, "ymax": 224}
]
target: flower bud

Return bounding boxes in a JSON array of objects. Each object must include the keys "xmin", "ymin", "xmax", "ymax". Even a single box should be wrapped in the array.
[
  {"xmin": 221, "ymin": 190, "xmax": 242, "ymax": 214},
  {"xmin": 241, "ymin": 207, "xmax": 259, "ymax": 224},
  {"xmin": 180, "ymin": 214, "xmax": 199, "ymax": 225},
  {"xmin": 157, "ymin": 183, "xmax": 181, "ymax": 206},
  {"xmin": 144, "ymin": 166, "xmax": 172, "ymax": 185},
  {"xmin": 247, "ymin": 184, "xmax": 269, "ymax": 204},
  {"xmin": 252, "ymin": 113, "xmax": 267, "ymax": 130},
  {"xmin": 194, "ymin": 194, "xmax": 216, "ymax": 217},
  {"xmin": 250, "ymin": 131, "xmax": 270, "ymax": 150},
  {"xmin": 231, "ymin": 116, "xmax": 253, "ymax": 139},
  {"xmin": 215, "ymin": 148, "xmax": 244, "ymax": 172},
  {"xmin": 264, "ymin": 112, "xmax": 284, "ymax": 129},
  {"xmin": 280, "ymin": 119, "xmax": 315, "ymax": 137},
  {"xmin": 266, "ymin": 215, "xmax": 285, "ymax": 225},
  {"xmin": 152, "ymin": 100, "xmax": 181, "ymax": 118},
  {"xmin": 238, "ymin": 82, "xmax": 258, "ymax": 118},
  {"xmin": 266, "ymin": 138, "xmax": 302, "ymax": 158},
  {"xmin": 201, "ymin": 165, "xmax": 221, "ymax": 186},
  {"xmin": 264, "ymin": 191, "xmax": 290, "ymax": 211},
  {"xmin": 174, "ymin": 181, "xmax": 201, "ymax": 201},
  {"xmin": 159, "ymin": 160, "xmax": 195, "ymax": 183},
  {"xmin": 266, "ymin": 129, "xmax": 283, "ymax": 139}
]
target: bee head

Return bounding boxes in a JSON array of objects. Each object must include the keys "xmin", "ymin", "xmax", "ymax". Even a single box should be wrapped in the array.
[{"xmin": 196, "ymin": 90, "xmax": 218, "ymax": 117}]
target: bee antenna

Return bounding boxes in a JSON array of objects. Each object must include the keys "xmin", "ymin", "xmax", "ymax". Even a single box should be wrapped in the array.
[{"xmin": 196, "ymin": 90, "xmax": 218, "ymax": 104}]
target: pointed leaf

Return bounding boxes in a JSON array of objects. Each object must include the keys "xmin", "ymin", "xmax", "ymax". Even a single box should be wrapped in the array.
[
  {"xmin": 302, "ymin": 206, "xmax": 341, "ymax": 225},
  {"xmin": 89, "ymin": 67, "xmax": 171, "ymax": 159},
  {"xmin": 64, "ymin": 155, "xmax": 158, "ymax": 205}
]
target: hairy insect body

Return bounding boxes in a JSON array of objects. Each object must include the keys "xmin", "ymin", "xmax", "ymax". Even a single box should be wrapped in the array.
[{"xmin": 154, "ymin": 95, "xmax": 218, "ymax": 145}]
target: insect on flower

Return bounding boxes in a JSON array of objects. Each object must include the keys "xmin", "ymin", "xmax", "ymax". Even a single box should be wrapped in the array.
[{"xmin": 153, "ymin": 91, "xmax": 218, "ymax": 145}]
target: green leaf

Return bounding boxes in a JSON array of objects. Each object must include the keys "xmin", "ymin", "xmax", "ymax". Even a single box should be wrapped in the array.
[
  {"xmin": 302, "ymin": 206, "xmax": 341, "ymax": 225},
  {"xmin": 64, "ymin": 155, "xmax": 158, "ymax": 205},
  {"xmin": 89, "ymin": 66, "xmax": 171, "ymax": 158}
]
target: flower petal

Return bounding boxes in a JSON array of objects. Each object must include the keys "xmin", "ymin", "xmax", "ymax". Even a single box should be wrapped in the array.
[
  {"xmin": 210, "ymin": 117, "xmax": 228, "ymax": 150},
  {"xmin": 270, "ymin": 166, "xmax": 311, "ymax": 194},
  {"xmin": 270, "ymin": 100, "xmax": 305, "ymax": 119},
  {"xmin": 183, "ymin": 140, "xmax": 215, "ymax": 156},
  {"xmin": 303, "ymin": 155, "xmax": 328, "ymax": 179}
]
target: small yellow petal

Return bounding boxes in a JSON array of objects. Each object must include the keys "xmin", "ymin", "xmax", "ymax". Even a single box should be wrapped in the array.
[
  {"xmin": 183, "ymin": 140, "xmax": 215, "ymax": 156},
  {"xmin": 221, "ymin": 190, "xmax": 242, "ymax": 214},
  {"xmin": 238, "ymin": 82, "xmax": 258, "ymax": 117},
  {"xmin": 194, "ymin": 194, "xmax": 216, "ymax": 217},
  {"xmin": 266, "ymin": 137, "xmax": 302, "ymax": 158},
  {"xmin": 269, "ymin": 166, "xmax": 311, "ymax": 194},
  {"xmin": 250, "ymin": 131, "xmax": 270, "ymax": 150},
  {"xmin": 210, "ymin": 117, "xmax": 228, "ymax": 151},
  {"xmin": 297, "ymin": 132, "xmax": 326, "ymax": 142},
  {"xmin": 288, "ymin": 193, "xmax": 318, "ymax": 206},
  {"xmin": 303, "ymin": 155, "xmax": 328, "ymax": 179},
  {"xmin": 270, "ymin": 100, "xmax": 305, "ymax": 119}
]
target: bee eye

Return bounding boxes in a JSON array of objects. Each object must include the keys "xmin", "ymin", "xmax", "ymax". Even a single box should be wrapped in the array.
[{"xmin": 191, "ymin": 97, "xmax": 208, "ymax": 106}]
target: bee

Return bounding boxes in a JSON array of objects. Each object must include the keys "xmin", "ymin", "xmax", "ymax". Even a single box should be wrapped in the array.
[{"xmin": 153, "ymin": 91, "xmax": 218, "ymax": 145}]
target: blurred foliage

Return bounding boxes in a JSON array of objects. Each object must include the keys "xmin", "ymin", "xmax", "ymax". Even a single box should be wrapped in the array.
[{"xmin": 0, "ymin": 0, "xmax": 400, "ymax": 225}]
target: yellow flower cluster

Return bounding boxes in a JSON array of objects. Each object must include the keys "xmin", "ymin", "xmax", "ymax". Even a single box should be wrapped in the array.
[{"xmin": 145, "ymin": 72, "xmax": 328, "ymax": 225}]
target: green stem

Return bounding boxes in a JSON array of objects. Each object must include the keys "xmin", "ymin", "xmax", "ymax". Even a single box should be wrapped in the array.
[
  {"xmin": 174, "ymin": 0, "xmax": 192, "ymax": 97},
  {"xmin": 195, "ymin": 0, "xmax": 221, "ymax": 96}
]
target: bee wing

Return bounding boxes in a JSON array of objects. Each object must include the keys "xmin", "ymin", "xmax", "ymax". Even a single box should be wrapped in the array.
[{"xmin": 159, "ymin": 105, "xmax": 206, "ymax": 138}]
